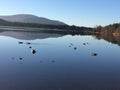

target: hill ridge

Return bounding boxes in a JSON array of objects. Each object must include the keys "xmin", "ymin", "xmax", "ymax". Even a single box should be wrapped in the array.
[{"xmin": 0, "ymin": 14, "xmax": 66, "ymax": 25}]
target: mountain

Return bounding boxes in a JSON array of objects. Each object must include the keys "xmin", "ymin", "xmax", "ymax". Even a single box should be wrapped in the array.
[
  {"xmin": 0, "ymin": 19, "xmax": 8, "ymax": 24},
  {"xmin": 0, "ymin": 16, "xmax": 92, "ymax": 35},
  {"xmin": 0, "ymin": 14, "xmax": 66, "ymax": 25}
]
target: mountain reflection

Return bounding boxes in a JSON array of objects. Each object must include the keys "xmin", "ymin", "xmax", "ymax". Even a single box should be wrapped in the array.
[
  {"xmin": 0, "ymin": 31, "xmax": 64, "ymax": 40},
  {"xmin": 0, "ymin": 30, "xmax": 120, "ymax": 46}
]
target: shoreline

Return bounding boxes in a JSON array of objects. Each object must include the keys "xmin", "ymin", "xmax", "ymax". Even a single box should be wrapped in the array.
[{"xmin": 0, "ymin": 26, "xmax": 92, "ymax": 35}]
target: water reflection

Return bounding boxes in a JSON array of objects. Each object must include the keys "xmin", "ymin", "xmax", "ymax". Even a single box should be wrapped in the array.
[
  {"xmin": 0, "ymin": 31, "xmax": 120, "ymax": 89},
  {"xmin": 0, "ymin": 31, "xmax": 64, "ymax": 40},
  {"xmin": 94, "ymin": 33, "xmax": 120, "ymax": 46}
]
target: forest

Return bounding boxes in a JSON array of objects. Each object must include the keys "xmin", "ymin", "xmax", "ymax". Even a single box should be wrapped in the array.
[{"xmin": 93, "ymin": 23, "xmax": 120, "ymax": 46}]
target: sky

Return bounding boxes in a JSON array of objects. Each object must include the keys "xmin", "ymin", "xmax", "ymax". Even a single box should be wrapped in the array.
[{"xmin": 0, "ymin": 0, "xmax": 120, "ymax": 27}]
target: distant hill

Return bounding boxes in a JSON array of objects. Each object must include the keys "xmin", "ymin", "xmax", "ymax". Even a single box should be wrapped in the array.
[
  {"xmin": 0, "ymin": 19, "xmax": 8, "ymax": 25},
  {"xmin": 0, "ymin": 14, "xmax": 66, "ymax": 25},
  {"xmin": 0, "ymin": 16, "xmax": 92, "ymax": 35}
]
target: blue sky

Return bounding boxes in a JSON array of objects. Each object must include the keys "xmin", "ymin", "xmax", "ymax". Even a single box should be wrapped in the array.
[{"xmin": 0, "ymin": 0, "xmax": 120, "ymax": 27}]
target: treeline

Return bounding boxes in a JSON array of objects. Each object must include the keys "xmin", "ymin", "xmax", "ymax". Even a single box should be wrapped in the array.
[
  {"xmin": 93, "ymin": 23, "xmax": 120, "ymax": 35},
  {"xmin": 94, "ymin": 23, "xmax": 120, "ymax": 46}
]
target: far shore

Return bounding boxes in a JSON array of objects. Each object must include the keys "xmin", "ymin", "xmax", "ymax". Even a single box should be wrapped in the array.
[
  {"xmin": 0, "ymin": 26, "xmax": 66, "ymax": 31},
  {"xmin": 0, "ymin": 26, "xmax": 91, "ymax": 35}
]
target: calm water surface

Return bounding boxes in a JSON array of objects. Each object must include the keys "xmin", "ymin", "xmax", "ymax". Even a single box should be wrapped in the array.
[{"xmin": 0, "ymin": 31, "xmax": 120, "ymax": 90}]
